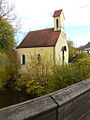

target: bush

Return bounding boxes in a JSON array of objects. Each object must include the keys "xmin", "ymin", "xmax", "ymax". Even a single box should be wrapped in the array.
[
  {"xmin": 0, "ymin": 52, "xmax": 10, "ymax": 88},
  {"xmin": 15, "ymin": 74, "xmax": 48, "ymax": 97},
  {"xmin": 15, "ymin": 54, "xmax": 51, "ymax": 97},
  {"xmin": 15, "ymin": 52, "xmax": 90, "ymax": 97},
  {"xmin": 0, "ymin": 50, "xmax": 18, "ymax": 89},
  {"xmin": 67, "ymin": 40, "xmax": 79, "ymax": 62},
  {"xmin": 47, "ymin": 56, "xmax": 90, "ymax": 93}
]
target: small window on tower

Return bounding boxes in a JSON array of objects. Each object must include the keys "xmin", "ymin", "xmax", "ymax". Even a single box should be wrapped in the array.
[
  {"xmin": 56, "ymin": 19, "xmax": 59, "ymax": 28},
  {"xmin": 20, "ymin": 54, "xmax": 25, "ymax": 64}
]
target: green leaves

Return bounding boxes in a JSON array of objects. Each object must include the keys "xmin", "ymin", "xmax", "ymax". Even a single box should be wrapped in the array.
[
  {"xmin": 16, "ymin": 75, "xmax": 47, "ymax": 97},
  {"xmin": 0, "ymin": 19, "xmax": 16, "ymax": 51},
  {"xmin": 0, "ymin": 52, "xmax": 10, "ymax": 88},
  {"xmin": 47, "ymin": 58, "xmax": 90, "ymax": 93},
  {"xmin": 15, "ymin": 52, "xmax": 90, "ymax": 97},
  {"xmin": 0, "ymin": 51, "xmax": 18, "ymax": 89},
  {"xmin": 67, "ymin": 40, "xmax": 79, "ymax": 62}
]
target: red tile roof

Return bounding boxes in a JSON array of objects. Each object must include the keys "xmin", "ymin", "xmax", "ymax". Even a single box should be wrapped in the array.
[
  {"xmin": 53, "ymin": 9, "xmax": 62, "ymax": 17},
  {"xmin": 17, "ymin": 28, "xmax": 61, "ymax": 48}
]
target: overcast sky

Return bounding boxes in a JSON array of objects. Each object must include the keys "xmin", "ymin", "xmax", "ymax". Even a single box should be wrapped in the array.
[{"xmin": 8, "ymin": 0, "xmax": 90, "ymax": 47}]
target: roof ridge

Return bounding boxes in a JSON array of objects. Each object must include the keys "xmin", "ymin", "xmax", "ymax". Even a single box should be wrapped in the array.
[{"xmin": 29, "ymin": 27, "xmax": 54, "ymax": 33}]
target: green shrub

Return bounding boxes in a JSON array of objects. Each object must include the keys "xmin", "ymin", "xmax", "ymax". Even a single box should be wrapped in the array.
[
  {"xmin": 0, "ymin": 51, "xmax": 18, "ymax": 89},
  {"xmin": 15, "ymin": 52, "xmax": 90, "ymax": 96},
  {"xmin": 0, "ymin": 52, "xmax": 10, "ymax": 88},
  {"xmin": 15, "ymin": 74, "xmax": 49, "ymax": 97},
  {"xmin": 15, "ymin": 54, "xmax": 51, "ymax": 96},
  {"xmin": 47, "ymin": 59, "xmax": 90, "ymax": 93}
]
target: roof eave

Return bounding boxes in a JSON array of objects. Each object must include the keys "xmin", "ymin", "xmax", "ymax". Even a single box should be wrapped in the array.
[{"xmin": 16, "ymin": 45, "xmax": 55, "ymax": 49}]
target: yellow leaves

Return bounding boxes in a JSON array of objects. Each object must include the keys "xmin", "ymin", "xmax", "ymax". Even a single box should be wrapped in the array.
[
  {"xmin": 16, "ymin": 73, "xmax": 47, "ymax": 96},
  {"xmin": 77, "ymin": 53, "xmax": 90, "ymax": 65},
  {"xmin": 26, "ymin": 82, "xmax": 44, "ymax": 94},
  {"xmin": 16, "ymin": 52, "xmax": 90, "ymax": 97},
  {"xmin": 0, "ymin": 52, "xmax": 9, "ymax": 88},
  {"xmin": 78, "ymin": 58, "xmax": 90, "ymax": 63},
  {"xmin": 0, "ymin": 50, "xmax": 18, "ymax": 89},
  {"xmin": 16, "ymin": 53, "xmax": 53, "ymax": 96},
  {"xmin": 26, "ymin": 80, "xmax": 36, "ymax": 87}
]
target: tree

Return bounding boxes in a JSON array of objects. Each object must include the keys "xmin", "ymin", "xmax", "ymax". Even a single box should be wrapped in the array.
[
  {"xmin": 0, "ymin": 0, "xmax": 21, "ymax": 50},
  {"xmin": 68, "ymin": 40, "xmax": 79, "ymax": 62},
  {"xmin": 0, "ymin": 0, "xmax": 21, "ymax": 32},
  {"xmin": 0, "ymin": 19, "xmax": 16, "ymax": 50},
  {"xmin": 0, "ymin": 0, "xmax": 20, "ymax": 89}
]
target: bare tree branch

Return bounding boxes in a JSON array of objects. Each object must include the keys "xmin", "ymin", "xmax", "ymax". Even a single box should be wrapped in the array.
[{"xmin": 0, "ymin": 0, "xmax": 21, "ymax": 32}]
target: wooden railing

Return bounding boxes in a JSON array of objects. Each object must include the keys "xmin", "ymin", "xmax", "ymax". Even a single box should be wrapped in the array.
[{"xmin": 0, "ymin": 78, "xmax": 90, "ymax": 120}]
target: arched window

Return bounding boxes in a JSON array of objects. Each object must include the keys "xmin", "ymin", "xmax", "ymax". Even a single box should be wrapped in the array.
[
  {"xmin": 56, "ymin": 19, "xmax": 59, "ymax": 28},
  {"xmin": 20, "ymin": 54, "xmax": 25, "ymax": 64}
]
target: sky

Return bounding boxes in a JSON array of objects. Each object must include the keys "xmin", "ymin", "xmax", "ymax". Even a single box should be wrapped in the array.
[{"xmin": 8, "ymin": 0, "xmax": 90, "ymax": 47}]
